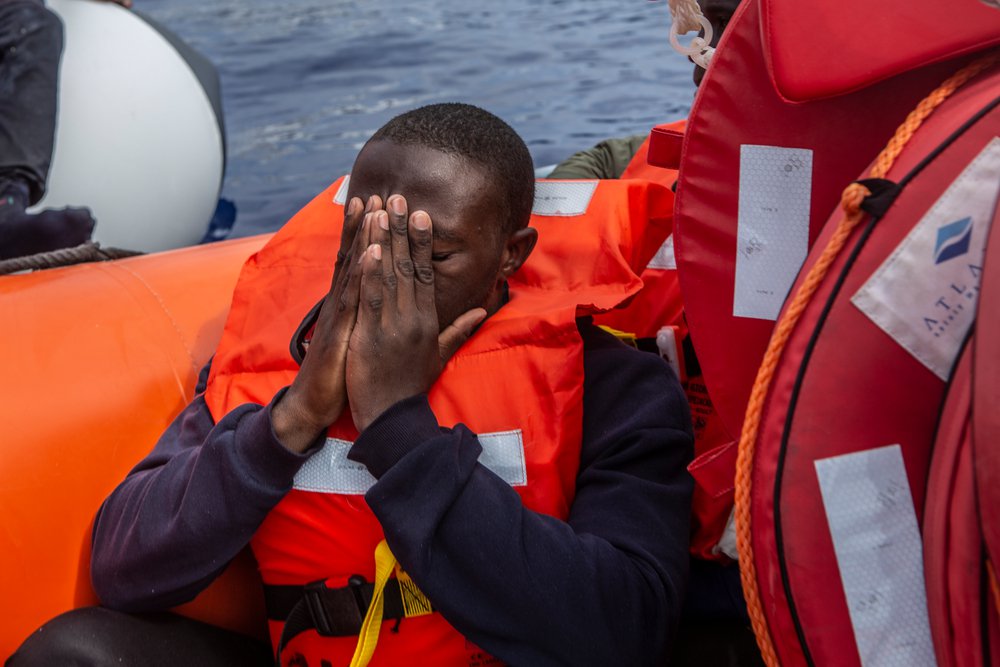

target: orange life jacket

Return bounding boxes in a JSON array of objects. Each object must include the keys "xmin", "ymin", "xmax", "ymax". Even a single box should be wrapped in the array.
[{"xmin": 203, "ymin": 175, "xmax": 674, "ymax": 666}]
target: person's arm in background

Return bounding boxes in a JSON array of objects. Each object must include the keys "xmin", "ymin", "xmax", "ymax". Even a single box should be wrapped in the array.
[
  {"xmin": 349, "ymin": 322, "xmax": 694, "ymax": 667},
  {"xmin": 546, "ymin": 134, "xmax": 646, "ymax": 179}
]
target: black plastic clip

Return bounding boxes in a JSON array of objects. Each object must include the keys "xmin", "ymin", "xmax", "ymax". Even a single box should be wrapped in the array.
[
  {"xmin": 348, "ymin": 574, "xmax": 371, "ymax": 616},
  {"xmin": 855, "ymin": 178, "xmax": 902, "ymax": 220},
  {"xmin": 303, "ymin": 579, "xmax": 335, "ymax": 637}
]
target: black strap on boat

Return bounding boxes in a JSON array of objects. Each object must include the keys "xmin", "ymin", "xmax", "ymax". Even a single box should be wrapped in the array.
[{"xmin": 267, "ymin": 576, "xmax": 431, "ymax": 660}]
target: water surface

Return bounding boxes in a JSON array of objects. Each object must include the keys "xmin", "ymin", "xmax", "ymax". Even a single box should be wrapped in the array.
[{"xmin": 142, "ymin": 0, "xmax": 696, "ymax": 235}]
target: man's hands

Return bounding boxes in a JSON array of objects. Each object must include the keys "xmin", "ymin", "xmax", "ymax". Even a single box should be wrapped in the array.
[
  {"xmin": 272, "ymin": 193, "xmax": 485, "ymax": 453},
  {"xmin": 271, "ymin": 194, "xmax": 377, "ymax": 453},
  {"xmin": 346, "ymin": 196, "xmax": 486, "ymax": 433}
]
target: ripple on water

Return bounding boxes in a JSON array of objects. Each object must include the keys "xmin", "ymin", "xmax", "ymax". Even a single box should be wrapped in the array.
[{"xmin": 141, "ymin": 0, "xmax": 696, "ymax": 235}]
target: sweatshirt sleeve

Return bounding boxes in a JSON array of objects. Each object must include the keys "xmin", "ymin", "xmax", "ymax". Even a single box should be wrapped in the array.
[
  {"xmin": 347, "ymin": 322, "xmax": 694, "ymax": 667},
  {"xmin": 90, "ymin": 363, "xmax": 317, "ymax": 612},
  {"xmin": 546, "ymin": 134, "xmax": 648, "ymax": 180}
]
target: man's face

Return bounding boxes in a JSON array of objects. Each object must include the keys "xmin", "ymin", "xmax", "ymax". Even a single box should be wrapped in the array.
[
  {"xmin": 692, "ymin": 0, "xmax": 741, "ymax": 86},
  {"xmin": 347, "ymin": 139, "xmax": 509, "ymax": 332}
]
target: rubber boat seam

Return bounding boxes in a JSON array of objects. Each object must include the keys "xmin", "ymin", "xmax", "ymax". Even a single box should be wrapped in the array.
[{"xmin": 104, "ymin": 262, "xmax": 201, "ymax": 382}]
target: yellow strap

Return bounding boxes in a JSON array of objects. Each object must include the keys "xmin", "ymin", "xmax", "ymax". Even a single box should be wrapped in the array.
[
  {"xmin": 597, "ymin": 325, "xmax": 638, "ymax": 347},
  {"xmin": 395, "ymin": 564, "xmax": 433, "ymax": 618},
  {"xmin": 348, "ymin": 540, "xmax": 396, "ymax": 667}
]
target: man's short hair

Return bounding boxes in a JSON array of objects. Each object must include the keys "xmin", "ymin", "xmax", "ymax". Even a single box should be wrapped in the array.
[{"xmin": 368, "ymin": 103, "xmax": 535, "ymax": 237}]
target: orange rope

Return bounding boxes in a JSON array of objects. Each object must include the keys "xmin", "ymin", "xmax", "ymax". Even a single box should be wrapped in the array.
[
  {"xmin": 989, "ymin": 559, "xmax": 1000, "ymax": 618},
  {"xmin": 734, "ymin": 51, "xmax": 999, "ymax": 667}
]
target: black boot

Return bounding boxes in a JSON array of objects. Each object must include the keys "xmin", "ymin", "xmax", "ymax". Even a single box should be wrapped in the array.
[{"xmin": 0, "ymin": 176, "xmax": 95, "ymax": 260}]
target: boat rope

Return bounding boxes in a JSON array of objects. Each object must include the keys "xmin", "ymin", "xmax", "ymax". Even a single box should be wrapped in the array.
[
  {"xmin": 733, "ymin": 51, "xmax": 1000, "ymax": 667},
  {"xmin": 990, "ymin": 559, "xmax": 1000, "ymax": 617},
  {"xmin": 667, "ymin": 0, "xmax": 714, "ymax": 70},
  {"xmin": 0, "ymin": 242, "xmax": 143, "ymax": 275}
]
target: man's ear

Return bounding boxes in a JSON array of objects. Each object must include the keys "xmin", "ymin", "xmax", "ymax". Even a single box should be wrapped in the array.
[{"xmin": 499, "ymin": 227, "xmax": 538, "ymax": 279}]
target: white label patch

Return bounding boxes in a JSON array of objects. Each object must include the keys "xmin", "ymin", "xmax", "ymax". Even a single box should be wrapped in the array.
[
  {"xmin": 815, "ymin": 445, "xmax": 937, "ymax": 667},
  {"xmin": 646, "ymin": 234, "xmax": 677, "ymax": 270},
  {"xmin": 332, "ymin": 175, "xmax": 350, "ymax": 205},
  {"xmin": 532, "ymin": 180, "xmax": 598, "ymax": 216},
  {"xmin": 293, "ymin": 429, "xmax": 528, "ymax": 494},
  {"xmin": 852, "ymin": 138, "xmax": 1000, "ymax": 380},
  {"xmin": 734, "ymin": 145, "xmax": 813, "ymax": 320}
]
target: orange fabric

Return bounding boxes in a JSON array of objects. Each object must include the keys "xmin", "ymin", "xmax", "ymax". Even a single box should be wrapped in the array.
[
  {"xmin": 597, "ymin": 120, "xmax": 685, "ymax": 341},
  {"xmin": 733, "ymin": 54, "xmax": 999, "ymax": 667},
  {"xmin": 0, "ymin": 235, "xmax": 271, "ymax": 659},
  {"xmin": 204, "ymin": 176, "xmax": 673, "ymax": 666}
]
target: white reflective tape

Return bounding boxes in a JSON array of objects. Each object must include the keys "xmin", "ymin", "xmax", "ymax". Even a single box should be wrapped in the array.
[
  {"xmin": 647, "ymin": 234, "xmax": 677, "ymax": 270},
  {"xmin": 734, "ymin": 145, "xmax": 812, "ymax": 320},
  {"xmin": 294, "ymin": 438, "xmax": 372, "ymax": 495},
  {"xmin": 477, "ymin": 430, "xmax": 527, "ymax": 486},
  {"xmin": 815, "ymin": 445, "xmax": 937, "ymax": 667},
  {"xmin": 532, "ymin": 181, "xmax": 598, "ymax": 216},
  {"xmin": 293, "ymin": 429, "xmax": 528, "ymax": 494},
  {"xmin": 852, "ymin": 138, "xmax": 1000, "ymax": 381},
  {"xmin": 332, "ymin": 175, "xmax": 350, "ymax": 205}
]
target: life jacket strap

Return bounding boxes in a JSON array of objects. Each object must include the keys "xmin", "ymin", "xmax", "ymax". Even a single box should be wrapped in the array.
[{"xmin": 266, "ymin": 575, "xmax": 434, "ymax": 658}]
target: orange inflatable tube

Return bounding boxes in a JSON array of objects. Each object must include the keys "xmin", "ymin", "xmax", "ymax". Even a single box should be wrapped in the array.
[{"xmin": 0, "ymin": 236, "xmax": 271, "ymax": 660}]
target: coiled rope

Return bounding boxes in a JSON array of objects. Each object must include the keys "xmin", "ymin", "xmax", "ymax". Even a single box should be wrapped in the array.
[
  {"xmin": 734, "ymin": 51, "xmax": 1000, "ymax": 666},
  {"xmin": 667, "ymin": 0, "xmax": 714, "ymax": 70},
  {"xmin": 0, "ymin": 242, "xmax": 143, "ymax": 275}
]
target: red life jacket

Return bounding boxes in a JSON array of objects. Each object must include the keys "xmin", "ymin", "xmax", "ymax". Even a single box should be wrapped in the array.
[
  {"xmin": 203, "ymin": 175, "xmax": 674, "ymax": 666},
  {"xmin": 684, "ymin": 0, "xmax": 1000, "ymax": 663}
]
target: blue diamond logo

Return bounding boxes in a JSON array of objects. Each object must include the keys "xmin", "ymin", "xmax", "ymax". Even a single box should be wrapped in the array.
[{"xmin": 934, "ymin": 216, "xmax": 973, "ymax": 265}]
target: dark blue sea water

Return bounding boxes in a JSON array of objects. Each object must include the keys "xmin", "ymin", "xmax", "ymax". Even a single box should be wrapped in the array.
[{"xmin": 142, "ymin": 0, "xmax": 697, "ymax": 237}]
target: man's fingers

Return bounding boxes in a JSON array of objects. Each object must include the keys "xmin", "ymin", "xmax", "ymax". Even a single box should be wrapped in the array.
[
  {"xmin": 358, "ymin": 243, "xmax": 384, "ymax": 324},
  {"xmin": 438, "ymin": 308, "xmax": 487, "ymax": 362},
  {"xmin": 409, "ymin": 210, "xmax": 435, "ymax": 312},
  {"xmin": 370, "ymin": 210, "xmax": 396, "ymax": 309},
  {"xmin": 386, "ymin": 196, "xmax": 417, "ymax": 311},
  {"xmin": 336, "ymin": 215, "xmax": 369, "ymax": 319},
  {"xmin": 332, "ymin": 197, "xmax": 364, "ymax": 286}
]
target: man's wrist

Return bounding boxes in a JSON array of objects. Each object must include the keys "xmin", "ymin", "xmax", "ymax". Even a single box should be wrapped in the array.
[
  {"xmin": 271, "ymin": 387, "xmax": 333, "ymax": 454},
  {"xmin": 349, "ymin": 394, "xmax": 441, "ymax": 478}
]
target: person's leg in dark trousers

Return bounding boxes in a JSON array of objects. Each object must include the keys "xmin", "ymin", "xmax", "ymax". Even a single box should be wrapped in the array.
[
  {"xmin": 6, "ymin": 607, "xmax": 274, "ymax": 667},
  {"xmin": 0, "ymin": 0, "xmax": 94, "ymax": 260},
  {"xmin": 669, "ymin": 558, "xmax": 766, "ymax": 666}
]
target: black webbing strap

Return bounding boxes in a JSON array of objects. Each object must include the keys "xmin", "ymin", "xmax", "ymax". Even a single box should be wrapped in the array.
[{"xmin": 267, "ymin": 576, "xmax": 428, "ymax": 660}]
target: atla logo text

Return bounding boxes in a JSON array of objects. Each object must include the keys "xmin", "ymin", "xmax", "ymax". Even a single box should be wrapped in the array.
[
  {"xmin": 934, "ymin": 216, "xmax": 973, "ymax": 265},
  {"xmin": 922, "ymin": 263, "xmax": 982, "ymax": 339}
]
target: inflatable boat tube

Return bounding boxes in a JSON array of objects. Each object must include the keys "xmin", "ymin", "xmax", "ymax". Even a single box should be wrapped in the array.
[
  {"xmin": 0, "ymin": 235, "xmax": 269, "ymax": 660},
  {"xmin": 31, "ymin": 0, "xmax": 226, "ymax": 253}
]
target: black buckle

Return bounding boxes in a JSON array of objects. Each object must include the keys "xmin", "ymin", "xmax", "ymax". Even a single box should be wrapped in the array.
[
  {"xmin": 302, "ymin": 578, "xmax": 367, "ymax": 637},
  {"xmin": 348, "ymin": 574, "xmax": 371, "ymax": 615},
  {"xmin": 302, "ymin": 580, "xmax": 335, "ymax": 637}
]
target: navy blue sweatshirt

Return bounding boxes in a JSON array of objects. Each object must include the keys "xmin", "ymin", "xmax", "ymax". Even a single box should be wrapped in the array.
[{"xmin": 91, "ymin": 320, "xmax": 694, "ymax": 667}]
